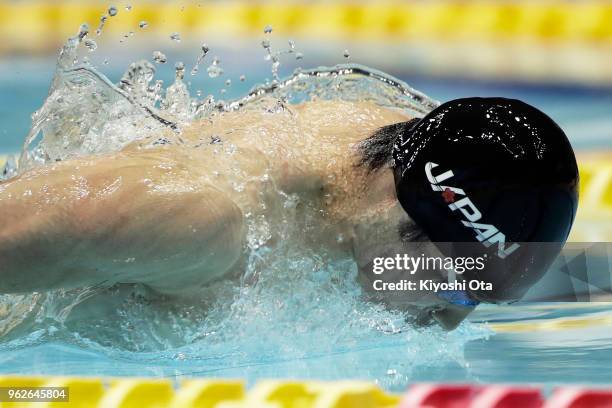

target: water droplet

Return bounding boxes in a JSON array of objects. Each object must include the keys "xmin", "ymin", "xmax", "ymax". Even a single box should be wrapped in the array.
[
  {"xmin": 120, "ymin": 60, "xmax": 155, "ymax": 92},
  {"xmin": 84, "ymin": 38, "xmax": 97, "ymax": 52},
  {"xmin": 239, "ymin": 74, "xmax": 246, "ymax": 82},
  {"xmin": 153, "ymin": 50, "xmax": 167, "ymax": 64},
  {"xmin": 225, "ymin": 79, "xmax": 231, "ymax": 86},
  {"xmin": 96, "ymin": 15, "xmax": 107, "ymax": 35},
  {"xmin": 295, "ymin": 52, "xmax": 303, "ymax": 60},
  {"xmin": 208, "ymin": 68, "xmax": 223, "ymax": 79},
  {"xmin": 261, "ymin": 39, "xmax": 270, "ymax": 49},
  {"xmin": 207, "ymin": 56, "xmax": 223, "ymax": 78},
  {"xmin": 108, "ymin": 6, "xmax": 118, "ymax": 16},
  {"xmin": 103, "ymin": 59, "xmax": 109, "ymax": 65},
  {"xmin": 343, "ymin": 49, "xmax": 350, "ymax": 58},
  {"xmin": 288, "ymin": 39, "xmax": 295, "ymax": 50},
  {"xmin": 271, "ymin": 55, "xmax": 280, "ymax": 78},
  {"xmin": 264, "ymin": 24, "xmax": 273, "ymax": 34},
  {"xmin": 125, "ymin": 4, "xmax": 132, "ymax": 11},
  {"xmin": 190, "ymin": 43, "xmax": 209, "ymax": 76},
  {"xmin": 170, "ymin": 32, "xmax": 181, "ymax": 42},
  {"xmin": 175, "ymin": 61, "xmax": 185, "ymax": 80},
  {"xmin": 139, "ymin": 20, "xmax": 148, "ymax": 29},
  {"xmin": 78, "ymin": 23, "xmax": 89, "ymax": 40}
]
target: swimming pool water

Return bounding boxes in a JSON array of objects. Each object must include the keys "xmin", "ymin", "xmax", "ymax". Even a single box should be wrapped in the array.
[
  {"xmin": 1, "ymin": 305, "xmax": 612, "ymax": 392},
  {"xmin": 1, "ymin": 57, "xmax": 612, "ymax": 391}
]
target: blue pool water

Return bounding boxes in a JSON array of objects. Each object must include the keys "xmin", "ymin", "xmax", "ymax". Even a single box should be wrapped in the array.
[
  {"xmin": 1, "ymin": 56, "xmax": 612, "ymax": 392},
  {"xmin": 2, "ymin": 303, "xmax": 612, "ymax": 391}
]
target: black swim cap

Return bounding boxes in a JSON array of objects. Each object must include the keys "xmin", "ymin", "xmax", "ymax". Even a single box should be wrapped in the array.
[{"xmin": 393, "ymin": 97, "xmax": 579, "ymax": 303}]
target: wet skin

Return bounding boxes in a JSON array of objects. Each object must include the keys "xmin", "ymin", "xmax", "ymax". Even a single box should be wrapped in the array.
[{"xmin": 0, "ymin": 101, "xmax": 464, "ymax": 329}]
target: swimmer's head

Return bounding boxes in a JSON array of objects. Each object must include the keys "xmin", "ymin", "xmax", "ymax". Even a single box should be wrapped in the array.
[
  {"xmin": 388, "ymin": 97, "xmax": 578, "ymax": 303},
  {"xmin": 356, "ymin": 97, "xmax": 578, "ymax": 328}
]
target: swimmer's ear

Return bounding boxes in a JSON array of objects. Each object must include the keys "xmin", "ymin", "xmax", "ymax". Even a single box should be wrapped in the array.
[{"xmin": 357, "ymin": 118, "xmax": 420, "ymax": 173}]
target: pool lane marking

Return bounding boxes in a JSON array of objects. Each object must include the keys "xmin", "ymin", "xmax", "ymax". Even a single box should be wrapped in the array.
[
  {"xmin": 587, "ymin": 166, "xmax": 612, "ymax": 208},
  {"xmin": 489, "ymin": 313, "xmax": 612, "ymax": 333}
]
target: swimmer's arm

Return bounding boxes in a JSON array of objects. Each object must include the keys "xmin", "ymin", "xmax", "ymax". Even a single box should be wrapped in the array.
[{"xmin": 0, "ymin": 152, "xmax": 244, "ymax": 295}]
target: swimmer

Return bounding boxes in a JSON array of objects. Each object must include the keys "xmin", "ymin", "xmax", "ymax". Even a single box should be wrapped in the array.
[{"xmin": 0, "ymin": 97, "xmax": 578, "ymax": 330}]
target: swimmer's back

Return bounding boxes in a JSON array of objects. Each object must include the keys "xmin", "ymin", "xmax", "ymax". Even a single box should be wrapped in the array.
[{"xmin": 0, "ymin": 100, "xmax": 409, "ymax": 296}]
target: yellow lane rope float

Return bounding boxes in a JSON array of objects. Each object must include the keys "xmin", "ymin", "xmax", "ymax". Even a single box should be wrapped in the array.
[
  {"xmin": 1, "ymin": 2, "xmax": 612, "ymax": 54},
  {"xmin": 0, "ymin": 378, "xmax": 399, "ymax": 408},
  {"xmin": 0, "ymin": 377, "xmax": 611, "ymax": 407}
]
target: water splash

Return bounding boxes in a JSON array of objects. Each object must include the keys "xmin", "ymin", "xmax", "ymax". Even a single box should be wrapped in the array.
[
  {"xmin": 190, "ymin": 44, "xmax": 209, "ymax": 76},
  {"xmin": 78, "ymin": 23, "xmax": 89, "ymax": 39},
  {"xmin": 231, "ymin": 64, "xmax": 438, "ymax": 115},
  {"xmin": 13, "ymin": 24, "xmax": 438, "ymax": 174},
  {"xmin": 259, "ymin": 35, "xmax": 305, "ymax": 82},
  {"xmin": 1, "ymin": 155, "xmax": 17, "ymax": 180},
  {"xmin": 96, "ymin": 15, "xmax": 108, "ymax": 36},
  {"xmin": 175, "ymin": 62, "xmax": 185, "ymax": 80},
  {"xmin": 260, "ymin": 39, "xmax": 280, "ymax": 81},
  {"xmin": 207, "ymin": 56, "xmax": 223, "ymax": 78},
  {"xmin": 161, "ymin": 62, "xmax": 191, "ymax": 121},
  {"xmin": 16, "ymin": 28, "xmax": 177, "ymax": 171},
  {"xmin": 83, "ymin": 39, "xmax": 97, "ymax": 52},
  {"xmin": 0, "ymin": 207, "xmax": 487, "ymax": 388},
  {"xmin": 152, "ymin": 50, "xmax": 167, "ymax": 64},
  {"xmin": 261, "ymin": 39, "xmax": 271, "ymax": 51},
  {"xmin": 0, "ymin": 28, "xmax": 462, "ymax": 390}
]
